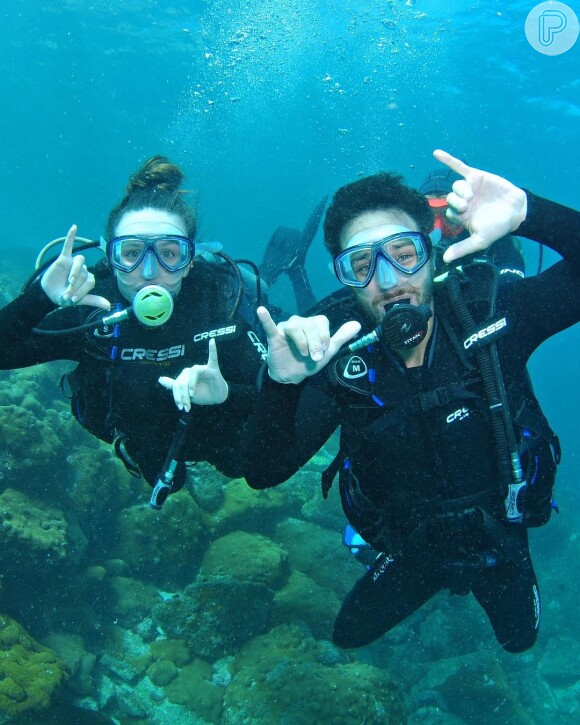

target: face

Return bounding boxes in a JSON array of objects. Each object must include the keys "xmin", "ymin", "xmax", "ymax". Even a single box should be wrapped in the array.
[
  {"xmin": 339, "ymin": 209, "xmax": 435, "ymax": 327},
  {"xmin": 113, "ymin": 209, "xmax": 191, "ymax": 303}
]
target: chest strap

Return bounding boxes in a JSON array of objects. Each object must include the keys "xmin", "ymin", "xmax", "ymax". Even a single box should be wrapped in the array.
[
  {"xmin": 321, "ymin": 383, "xmax": 481, "ymax": 498},
  {"xmin": 362, "ymin": 384, "xmax": 481, "ymax": 441}
]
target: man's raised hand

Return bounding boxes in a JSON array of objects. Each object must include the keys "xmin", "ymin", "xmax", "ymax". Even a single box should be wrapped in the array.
[{"xmin": 257, "ymin": 306, "xmax": 361, "ymax": 384}]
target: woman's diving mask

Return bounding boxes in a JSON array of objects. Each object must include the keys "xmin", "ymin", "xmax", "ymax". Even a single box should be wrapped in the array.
[{"xmin": 106, "ymin": 235, "xmax": 194, "ymax": 274}]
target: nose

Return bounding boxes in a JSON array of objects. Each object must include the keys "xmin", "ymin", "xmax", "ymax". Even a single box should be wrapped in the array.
[
  {"xmin": 142, "ymin": 250, "xmax": 158, "ymax": 280},
  {"xmin": 375, "ymin": 256, "xmax": 399, "ymax": 290}
]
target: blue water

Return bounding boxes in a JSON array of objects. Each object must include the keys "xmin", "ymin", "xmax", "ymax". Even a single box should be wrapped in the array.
[
  {"xmin": 1, "ymin": 1, "xmax": 578, "ymax": 270},
  {"xmin": 1, "ymin": 1, "xmax": 580, "ymax": 722},
  {"xmin": 2, "ymin": 0, "xmax": 578, "ymax": 469}
]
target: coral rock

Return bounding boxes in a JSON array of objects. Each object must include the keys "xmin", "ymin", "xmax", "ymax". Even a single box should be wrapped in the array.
[
  {"xmin": 0, "ymin": 614, "xmax": 66, "ymax": 717},
  {"xmin": 0, "ymin": 488, "xmax": 68, "ymax": 563}
]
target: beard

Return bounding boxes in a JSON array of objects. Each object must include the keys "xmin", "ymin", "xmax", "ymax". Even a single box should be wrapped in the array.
[{"xmin": 356, "ymin": 276, "xmax": 434, "ymax": 327}]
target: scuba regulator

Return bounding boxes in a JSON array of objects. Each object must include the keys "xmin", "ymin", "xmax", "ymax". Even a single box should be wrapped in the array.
[
  {"xmin": 33, "ymin": 284, "xmax": 175, "ymax": 336},
  {"xmin": 348, "ymin": 300, "xmax": 433, "ymax": 353},
  {"xmin": 100, "ymin": 285, "xmax": 175, "ymax": 328}
]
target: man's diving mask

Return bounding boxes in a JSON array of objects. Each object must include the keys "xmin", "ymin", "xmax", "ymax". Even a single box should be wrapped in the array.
[
  {"xmin": 106, "ymin": 235, "xmax": 194, "ymax": 274},
  {"xmin": 334, "ymin": 229, "xmax": 432, "ymax": 289}
]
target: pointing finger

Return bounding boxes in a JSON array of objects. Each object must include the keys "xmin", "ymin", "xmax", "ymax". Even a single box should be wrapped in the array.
[
  {"xmin": 61, "ymin": 224, "xmax": 78, "ymax": 258},
  {"xmin": 206, "ymin": 337, "xmax": 219, "ymax": 368},
  {"xmin": 432, "ymin": 150, "xmax": 470, "ymax": 179}
]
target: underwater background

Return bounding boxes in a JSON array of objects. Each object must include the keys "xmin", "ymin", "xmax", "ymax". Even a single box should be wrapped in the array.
[{"xmin": 1, "ymin": 0, "xmax": 580, "ymax": 722}]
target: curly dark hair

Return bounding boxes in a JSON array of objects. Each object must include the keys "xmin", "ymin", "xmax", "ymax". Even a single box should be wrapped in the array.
[
  {"xmin": 323, "ymin": 172, "xmax": 433, "ymax": 257},
  {"xmin": 106, "ymin": 156, "xmax": 197, "ymax": 240}
]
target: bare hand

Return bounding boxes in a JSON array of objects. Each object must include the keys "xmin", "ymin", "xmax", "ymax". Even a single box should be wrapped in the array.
[
  {"xmin": 158, "ymin": 338, "xmax": 229, "ymax": 411},
  {"xmin": 433, "ymin": 150, "xmax": 528, "ymax": 264},
  {"xmin": 257, "ymin": 306, "xmax": 361, "ymax": 384},
  {"xmin": 40, "ymin": 225, "xmax": 111, "ymax": 310}
]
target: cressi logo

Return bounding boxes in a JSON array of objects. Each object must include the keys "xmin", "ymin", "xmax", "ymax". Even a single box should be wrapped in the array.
[
  {"xmin": 464, "ymin": 317, "xmax": 507, "ymax": 350},
  {"xmin": 446, "ymin": 407, "xmax": 470, "ymax": 424},
  {"xmin": 120, "ymin": 345, "xmax": 185, "ymax": 362},
  {"xmin": 193, "ymin": 325, "xmax": 237, "ymax": 342},
  {"xmin": 247, "ymin": 331, "xmax": 267, "ymax": 361}
]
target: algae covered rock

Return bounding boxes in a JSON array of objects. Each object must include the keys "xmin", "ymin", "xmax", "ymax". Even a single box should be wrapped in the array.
[
  {"xmin": 66, "ymin": 445, "xmax": 139, "ymax": 535},
  {"xmin": 164, "ymin": 657, "xmax": 224, "ymax": 723},
  {"xmin": 187, "ymin": 461, "xmax": 227, "ymax": 513},
  {"xmin": 0, "ymin": 404, "xmax": 65, "ymax": 489},
  {"xmin": 538, "ymin": 635, "xmax": 580, "ymax": 687},
  {"xmin": 225, "ymin": 623, "xmax": 406, "ymax": 724},
  {"xmin": 106, "ymin": 576, "xmax": 163, "ymax": 629},
  {"xmin": 149, "ymin": 637, "xmax": 192, "ymax": 667},
  {"xmin": 0, "ymin": 488, "xmax": 68, "ymax": 567},
  {"xmin": 0, "ymin": 614, "xmax": 67, "ymax": 717},
  {"xmin": 273, "ymin": 569, "xmax": 340, "ymax": 640},
  {"xmin": 274, "ymin": 517, "xmax": 359, "ymax": 596},
  {"xmin": 41, "ymin": 631, "xmax": 96, "ymax": 696},
  {"xmin": 437, "ymin": 659, "xmax": 529, "ymax": 724},
  {"xmin": 114, "ymin": 494, "xmax": 205, "ymax": 588},
  {"xmin": 146, "ymin": 657, "xmax": 178, "ymax": 686},
  {"xmin": 152, "ymin": 574, "xmax": 274, "ymax": 659},
  {"xmin": 201, "ymin": 530, "xmax": 289, "ymax": 588},
  {"xmin": 202, "ymin": 477, "xmax": 294, "ymax": 537},
  {"xmin": 0, "ymin": 363, "xmax": 65, "ymax": 412},
  {"xmin": 414, "ymin": 651, "xmax": 529, "ymax": 725}
]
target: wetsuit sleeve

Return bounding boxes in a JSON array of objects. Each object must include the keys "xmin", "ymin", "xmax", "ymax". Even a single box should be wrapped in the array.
[
  {"xmin": 243, "ymin": 373, "xmax": 341, "ymax": 488},
  {"xmin": 501, "ymin": 194, "xmax": 580, "ymax": 358},
  {"xmin": 518, "ymin": 192, "xmax": 580, "ymax": 269},
  {"xmin": 0, "ymin": 282, "xmax": 79, "ymax": 369}
]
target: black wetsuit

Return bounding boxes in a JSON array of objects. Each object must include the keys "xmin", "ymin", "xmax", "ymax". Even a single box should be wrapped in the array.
[
  {"xmin": 0, "ymin": 260, "xmax": 266, "ymax": 490},
  {"xmin": 434, "ymin": 233, "xmax": 525, "ymax": 280},
  {"xmin": 243, "ymin": 192, "xmax": 580, "ymax": 653}
]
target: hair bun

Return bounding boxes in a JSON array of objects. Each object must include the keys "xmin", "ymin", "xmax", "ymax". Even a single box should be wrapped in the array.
[
  {"xmin": 127, "ymin": 155, "xmax": 185, "ymax": 194},
  {"xmin": 106, "ymin": 155, "xmax": 197, "ymax": 240}
]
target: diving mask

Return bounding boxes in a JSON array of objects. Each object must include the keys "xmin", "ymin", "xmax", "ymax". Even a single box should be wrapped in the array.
[
  {"xmin": 107, "ymin": 235, "xmax": 194, "ymax": 273},
  {"xmin": 334, "ymin": 231, "xmax": 432, "ymax": 289}
]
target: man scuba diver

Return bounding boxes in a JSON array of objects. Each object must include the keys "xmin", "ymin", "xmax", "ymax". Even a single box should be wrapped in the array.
[
  {"xmin": 243, "ymin": 149, "xmax": 580, "ymax": 653},
  {"xmin": 338, "ymin": 161, "xmax": 532, "ymax": 566}
]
